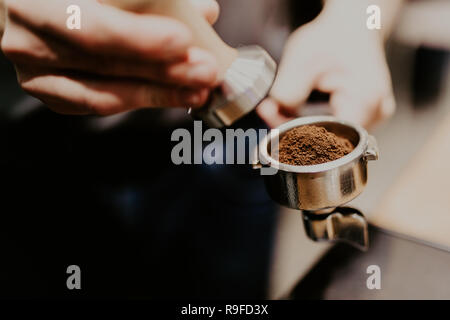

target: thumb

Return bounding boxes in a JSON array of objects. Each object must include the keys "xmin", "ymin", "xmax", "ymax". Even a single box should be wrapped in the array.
[
  {"xmin": 256, "ymin": 98, "xmax": 294, "ymax": 128},
  {"xmin": 270, "ymin": 47, "xmax": 317, "ymax": 114}
]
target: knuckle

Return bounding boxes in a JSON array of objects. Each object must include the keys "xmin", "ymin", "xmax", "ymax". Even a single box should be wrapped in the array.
[
  {"xmin": 0, "ymin": 38, "xmax": 14, "ymax": 57},
  {"xmin": 157, "ymin": 22, "xmax": 191, "ymax": 54},
  {"xmin": 2, "ymin": 40, "xmax": 28, "ymax": 61},
  {"xmin": 74, "ymin": 27, "xmax": 99, "ymax": 49},
  {"xmin": 0, "ymin": 26, "xmax": 16, "ymax": 55},
  {"xmin": 4, "ymin": 0, "xmax": 22, "ymax": 15},
  {"xmin": 1, "ymin": 25, "xmax": 53, "ymax": 63},
  {"xmin": 1, "ymin": 31, "xmax": 31, "ymax": 61},
  {"xmin": 73, "ymin": 14, "xmax": 107, "ymax": 50}
]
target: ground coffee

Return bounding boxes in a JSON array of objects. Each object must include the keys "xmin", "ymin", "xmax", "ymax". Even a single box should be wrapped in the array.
[{"xmin": 278, "ymin": 125, "xmax": 354, "ymax": 166}]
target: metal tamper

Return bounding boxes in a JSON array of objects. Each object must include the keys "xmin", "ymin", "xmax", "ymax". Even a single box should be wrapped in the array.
[{"xmin": 104, "ymin": 0, "xmax": 277, "ymax": 128}]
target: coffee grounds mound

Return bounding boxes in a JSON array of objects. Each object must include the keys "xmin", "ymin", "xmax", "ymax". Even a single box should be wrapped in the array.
[{"xmin": 278, "ymin": 125, "xmax": 354, "ymax": 166}]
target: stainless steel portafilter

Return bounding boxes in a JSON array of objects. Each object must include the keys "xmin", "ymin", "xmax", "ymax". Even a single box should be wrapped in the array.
[{"xmin": 254, "ymin": 116, "xmax": 379, "ymax": 250}]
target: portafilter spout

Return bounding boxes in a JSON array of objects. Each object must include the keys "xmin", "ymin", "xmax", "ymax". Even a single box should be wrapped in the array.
[{"xmin": 303, "ymin": 207, "xmax": 369, "ymax": 251}]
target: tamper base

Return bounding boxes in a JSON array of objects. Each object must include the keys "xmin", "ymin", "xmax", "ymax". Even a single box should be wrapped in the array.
[{"xmin": 192, "ymin": 46, "xmax": 277, "ymax": 128}]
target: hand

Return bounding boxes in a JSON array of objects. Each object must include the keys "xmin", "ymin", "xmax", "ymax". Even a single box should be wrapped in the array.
[
  {"xmin": 1, "ymin": 0, "xmax": 220, "ymax": 115},
  {"xmin": 257, "ymin": 3, "xmax": 396, "ymax": 129}
]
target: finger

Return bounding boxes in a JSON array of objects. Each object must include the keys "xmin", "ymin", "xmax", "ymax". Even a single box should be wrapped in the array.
[
  {"xmin": 3, "ymin": 22, "xmax": 217, "ymax": 87},
  {"xmin": 330, "ymin": 91, "xmax": 365, "ymax": 125},
  {"xmin": 164, "ymin": 47, "xmax": 218, "ymax": 86},
  {"xmin": 7, "ymin": 0, "xmax": 192, "ymax": 61},
  {"xmin": 256, "ymin": 98, "xmax": 294, "ymax": 128},
  {"xmin": 100, "ymin": 0, "xmax": 219, "ymax": 25},
  {"xmin": 365, "ymin": 93, "xmax": 396, "ymax": 129},
  {"xmin": 380, "ymin": 93, "xmax": 396, "ymax": 120},
  {"xmin": 329, "ymin": 73, "xmax": 396, "ymax": 129},
  {"xmin": 316, "ymin": 72, "xmax": 346, "ymax": 93},
  {"xmin": 329, "ymin": 89, "xmax": 379, "ymax": 129},
  {"xmin": 190, "ymin": 0, "xmax": 220, "ymax": 25},
  {"xmin": 18, "ymin": 70, "xmax": 210, "ymax": 116},
  {"xmin": 270, "ymin": 43, "xmax": 318, "ymax": 111}
]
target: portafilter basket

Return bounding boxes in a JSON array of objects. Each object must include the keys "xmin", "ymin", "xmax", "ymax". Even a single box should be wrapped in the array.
[{"xmin": 254, "ymin": 116, "xmax": 379, "ymax": 250}]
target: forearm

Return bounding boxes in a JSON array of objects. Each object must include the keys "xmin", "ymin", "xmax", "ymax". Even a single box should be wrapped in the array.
[{"xmin": 323, "ymin": 0, "xmax": 404, "ymax": 40}]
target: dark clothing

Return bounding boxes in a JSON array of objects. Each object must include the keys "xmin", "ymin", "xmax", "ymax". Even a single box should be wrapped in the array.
[
  {"xmin": 0, "ymin": 1, "xmax": 324, "ymax": 298},
  {"xmin": 0, "ymin": 52, "xmax": 276, "ymax": 298}
]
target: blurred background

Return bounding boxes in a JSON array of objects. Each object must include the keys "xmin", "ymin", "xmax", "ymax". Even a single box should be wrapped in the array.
[
  {"xmin": 266, "ymin": 0, "xmax": 450, "ymax": 299},
  {"xmin": 0, "ymin": 0, "xmax": 449, "ymax": 299}
]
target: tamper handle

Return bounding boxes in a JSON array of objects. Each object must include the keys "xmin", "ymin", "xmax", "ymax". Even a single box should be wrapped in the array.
[{"xmin": 102, "ymin": 0, "xmax": 238, "ymax": 80}]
